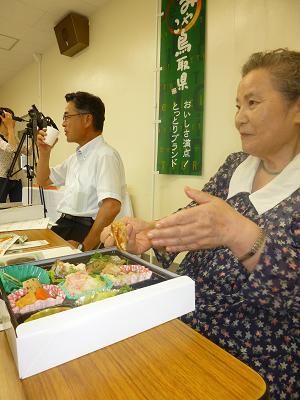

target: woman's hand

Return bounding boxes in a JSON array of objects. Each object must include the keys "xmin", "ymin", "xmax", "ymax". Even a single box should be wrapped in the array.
[
  {"xmin": 1, "ymin": 111, "xmax": 15, "ymax": 132},
  {"xmin": 148, "ymin": 187, "xmax": 260, "ymax": 255},
  {"xmin": 1, "ymin": 111, "xmax": 16, "ymax": 146},
  {"xmin": 100, "ymin": 217, "xmax": 154, "ymax": 255}
]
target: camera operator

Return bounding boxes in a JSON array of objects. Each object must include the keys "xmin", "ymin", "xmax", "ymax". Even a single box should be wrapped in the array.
[{"xmin": 0, "ymin": 107, "xmax": 23, "ymax": 202}]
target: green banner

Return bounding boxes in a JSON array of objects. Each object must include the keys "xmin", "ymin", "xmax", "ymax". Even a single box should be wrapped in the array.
[{"xmin": 157, "ymin": 0, "xmax": 206, "ymax": 175}]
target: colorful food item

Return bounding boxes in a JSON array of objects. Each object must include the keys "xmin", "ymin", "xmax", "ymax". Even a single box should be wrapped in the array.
[
  {"xmin": 0, "ymin": 264, "xmax": 50, "ymax": 294},
  {"xmin": 101, "ymin": 264, "xmax": 121, "ymax": 276},
  {"xmin": 75, "ymin": 285, "xmax": 134, "ymax": 306},
  {"xmin": 51, "ymin": 260, "xmax": 86, "ymax": 278},
  {"xmin": 117, "ymin": 285, "xmax": 134, "ymax": 295},
  {"xmin": 0, "ymin": 271, "xmax": 22, "ymax": 289},
  {"xmin": 35, "ymin": 287, "xmax": 50, "ymax": 300},
  {"xmin": 119, "ymin": 265, "xmax": 152, "ymax": 274},
  {"xmin": 102, "ymin": 265, "xmax": 152, "ymax": 287},
  {"xmin": 86, "ymin": 254, "xmax": 125, "ymax": 274},
  {"xmin": 88, "ymin": 254, "xmax": 125, "ymax": 264},
  {"xmin": 15, "ymin": 291, "xmax": 37, "ymax": 308},
  {"xmin": 60, "ymin": 271, "xmax": 112, "ymax": 299},
  {"xmin": 75, "ymin": 290, "xmax": 118, "ymax": 306},
  {"xmin": 8, "ymin": 285, "xmax": 66, "ymax": 314},
  {"xmin": 24, "ymin": 307, "xmax": 71, "ymax": 323},
  {"xmin": 111, "ymin": 221, "xmax": 128, "ymax": 251},
  {"xmin": 22, "ymin": 278, "xmax": 42, "ymax": 291}
]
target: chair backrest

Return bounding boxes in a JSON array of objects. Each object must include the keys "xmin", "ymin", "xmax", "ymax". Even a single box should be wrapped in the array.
[{"xmin": 116, "ymin": 190, "xmax": 134, "ymax": 219}]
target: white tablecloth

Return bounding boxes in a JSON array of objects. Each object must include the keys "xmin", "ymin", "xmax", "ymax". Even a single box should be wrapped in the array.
[
  {"xmin": 22, "ymin": 186, "xmax": 133, "ymax": 223},
  {"xmin": 22, "ymin": 187, "xmax": 64, "ymax": 223}
]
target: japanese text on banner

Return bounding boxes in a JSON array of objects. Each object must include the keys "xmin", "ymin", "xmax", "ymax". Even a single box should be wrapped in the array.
[{"xmin": 157, "ymin": 0, "xmax": 205, "ymax": 175}]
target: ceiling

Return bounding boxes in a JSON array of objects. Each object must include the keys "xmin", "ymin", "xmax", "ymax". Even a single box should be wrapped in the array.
[{"xmin": 0, "ymin": 0, "xmax": 108, "ymax": 88}]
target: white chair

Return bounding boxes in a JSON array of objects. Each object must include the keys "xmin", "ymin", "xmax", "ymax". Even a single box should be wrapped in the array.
[{"xmin": 116, "ymin": 189, "xmax": 134, "ymax": 219}]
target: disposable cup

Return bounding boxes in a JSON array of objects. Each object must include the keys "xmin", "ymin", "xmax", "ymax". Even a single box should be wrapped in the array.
[{"xmin": 44, "ymin": 126, "xmax": 59, "ymax": 146}]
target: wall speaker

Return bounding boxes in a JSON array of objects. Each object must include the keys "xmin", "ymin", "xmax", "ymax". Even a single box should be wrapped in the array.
[{"xmin": 54, "ymin": 13, "xmax": 89, "ymax": 57}]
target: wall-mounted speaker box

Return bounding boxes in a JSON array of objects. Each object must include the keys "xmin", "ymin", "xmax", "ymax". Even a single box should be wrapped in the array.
[{"xmin": 54, "ymin": 13, "xmax": 89, "ymax": 57}]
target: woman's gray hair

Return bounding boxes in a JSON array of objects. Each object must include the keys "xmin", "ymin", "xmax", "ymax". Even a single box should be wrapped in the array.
[{"xmin": 242, "ymin": 48, "xmax": 300, "ymax": 102}]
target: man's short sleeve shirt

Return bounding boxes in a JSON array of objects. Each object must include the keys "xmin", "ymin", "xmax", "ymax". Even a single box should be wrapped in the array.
[{"xmin": 49, "ymin": 135, "xmax": 126, "ymax": 218}]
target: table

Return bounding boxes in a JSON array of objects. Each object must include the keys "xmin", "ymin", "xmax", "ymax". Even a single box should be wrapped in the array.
[
  {"xmin": 7, "ymin": 228, "xmax": 72, "ymax": 251},
  {"xmin": 0, "ymin": 228, "xmax": 80, "ymax": 267},
  {"xmin": 0, "ymin": 319, "xmax": 267, "ymax": 400},
  {"xmin": 0, "ymin": 230, "xmax": 267, "ymax": 400}
]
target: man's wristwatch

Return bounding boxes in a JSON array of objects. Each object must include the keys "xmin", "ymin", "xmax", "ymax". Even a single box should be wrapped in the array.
[{"xmin": 77, "ymin": 243, "xmax": 84, "ymax": 251}]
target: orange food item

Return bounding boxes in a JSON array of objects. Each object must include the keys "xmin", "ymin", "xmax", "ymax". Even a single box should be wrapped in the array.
[
  {"xmin": 16, "ymin": 291, "xmax": 37, "ymax": 308},
  {"xmin": 35, "ymin": 287, "xmax": 50, "ymax": 300}
]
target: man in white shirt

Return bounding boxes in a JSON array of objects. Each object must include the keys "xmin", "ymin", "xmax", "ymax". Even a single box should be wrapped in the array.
[{"xmin": 36, "ymin": 91, "xmax": 126, "ymax": 251}]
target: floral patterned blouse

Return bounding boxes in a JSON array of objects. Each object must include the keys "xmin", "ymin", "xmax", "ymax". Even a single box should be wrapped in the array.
[
  {"xmin": 0, "ymin": 135, "xmax": 22, "ymax": 180},
  {"xmin": 156, "ymin": 152, "xmax": 300, "ymax": 399}
]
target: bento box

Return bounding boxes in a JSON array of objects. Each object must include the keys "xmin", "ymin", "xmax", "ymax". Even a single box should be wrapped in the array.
[{"xmin": 0, "ymin": 248, "xmax": 195, "ymax": 378}]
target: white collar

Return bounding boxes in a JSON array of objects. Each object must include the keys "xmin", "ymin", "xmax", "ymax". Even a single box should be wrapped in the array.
[
  {"xmin": 76, "ymin": 135, "xmax": 103, "ymax": 158},
  {"xmin": 227, "ymin": 153, "xmax": 300, "ymax": 215}
]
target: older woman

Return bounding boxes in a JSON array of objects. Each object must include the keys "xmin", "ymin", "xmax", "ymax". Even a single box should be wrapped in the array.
[{"xmin": 101, "ymin": 49, "xmax": 300, "ymax": 399}]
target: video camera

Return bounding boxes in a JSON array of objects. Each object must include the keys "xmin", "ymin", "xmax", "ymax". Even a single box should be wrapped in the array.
[
  {"xmin": 27, "ymin": 104, "xmax": 58, "ymax": 132},
  {"xmin": 0, "ymin": 105, "xmax": 58, "ymax": 129}
]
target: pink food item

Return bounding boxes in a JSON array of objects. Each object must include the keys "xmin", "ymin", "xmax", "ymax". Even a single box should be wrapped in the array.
[
  {"xmin": 119, "ymin": 265, "xmax": 152, "ymax": 274},
  {"xmin": 63, "ymin": 271, "xmax": 106, "ymax": 296},
  {"xmin": 110, "ymin": 265, "xmax": 152, "ymax": 286},
  {"xmin": 8, "ymin": 284, "xmax": 66, "ymax": 314}
]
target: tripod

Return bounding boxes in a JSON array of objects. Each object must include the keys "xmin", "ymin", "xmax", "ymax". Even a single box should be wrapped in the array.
[{"xmin": 0, "ymin": 105, "xmax": 57, "ymax": 216}]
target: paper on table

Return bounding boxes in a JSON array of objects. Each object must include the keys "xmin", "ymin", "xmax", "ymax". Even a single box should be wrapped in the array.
[
  {"xmin": 0, "ymin": 246, "xmax": 81, "ymax": 267},
  {"xmin": 7, "ymin": 240, "xmax": 49, "ymax": 252},
  {"xmin": 0, "ymin": 218, "xmax": 50, "ymax": 232},
  {"xmin": 0, "ymin": 233, "xmax": 20, "ymax": 256}
]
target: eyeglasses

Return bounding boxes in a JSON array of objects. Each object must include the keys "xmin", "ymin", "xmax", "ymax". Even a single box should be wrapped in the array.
[{"xmin": 62, "ymin": 112, "xmax": 89, "ymax": 121}]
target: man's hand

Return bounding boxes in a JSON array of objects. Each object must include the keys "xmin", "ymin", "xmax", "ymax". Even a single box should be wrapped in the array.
[
  {"xmin": 37, "ymin": 129, "xmax": 57, "ymax": 154},
  {"xmin": 68, "ymin": 240, "xmax": 80, "ymax": 249},
  {"xmin": 36, "ymin": 129, "xmax": 55, "ymax": 187}
]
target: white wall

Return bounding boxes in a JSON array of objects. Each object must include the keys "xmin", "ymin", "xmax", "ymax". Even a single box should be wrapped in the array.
[{"xmin": 1, "ymin": 0, "xmax": 300, "ymax": 221}]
